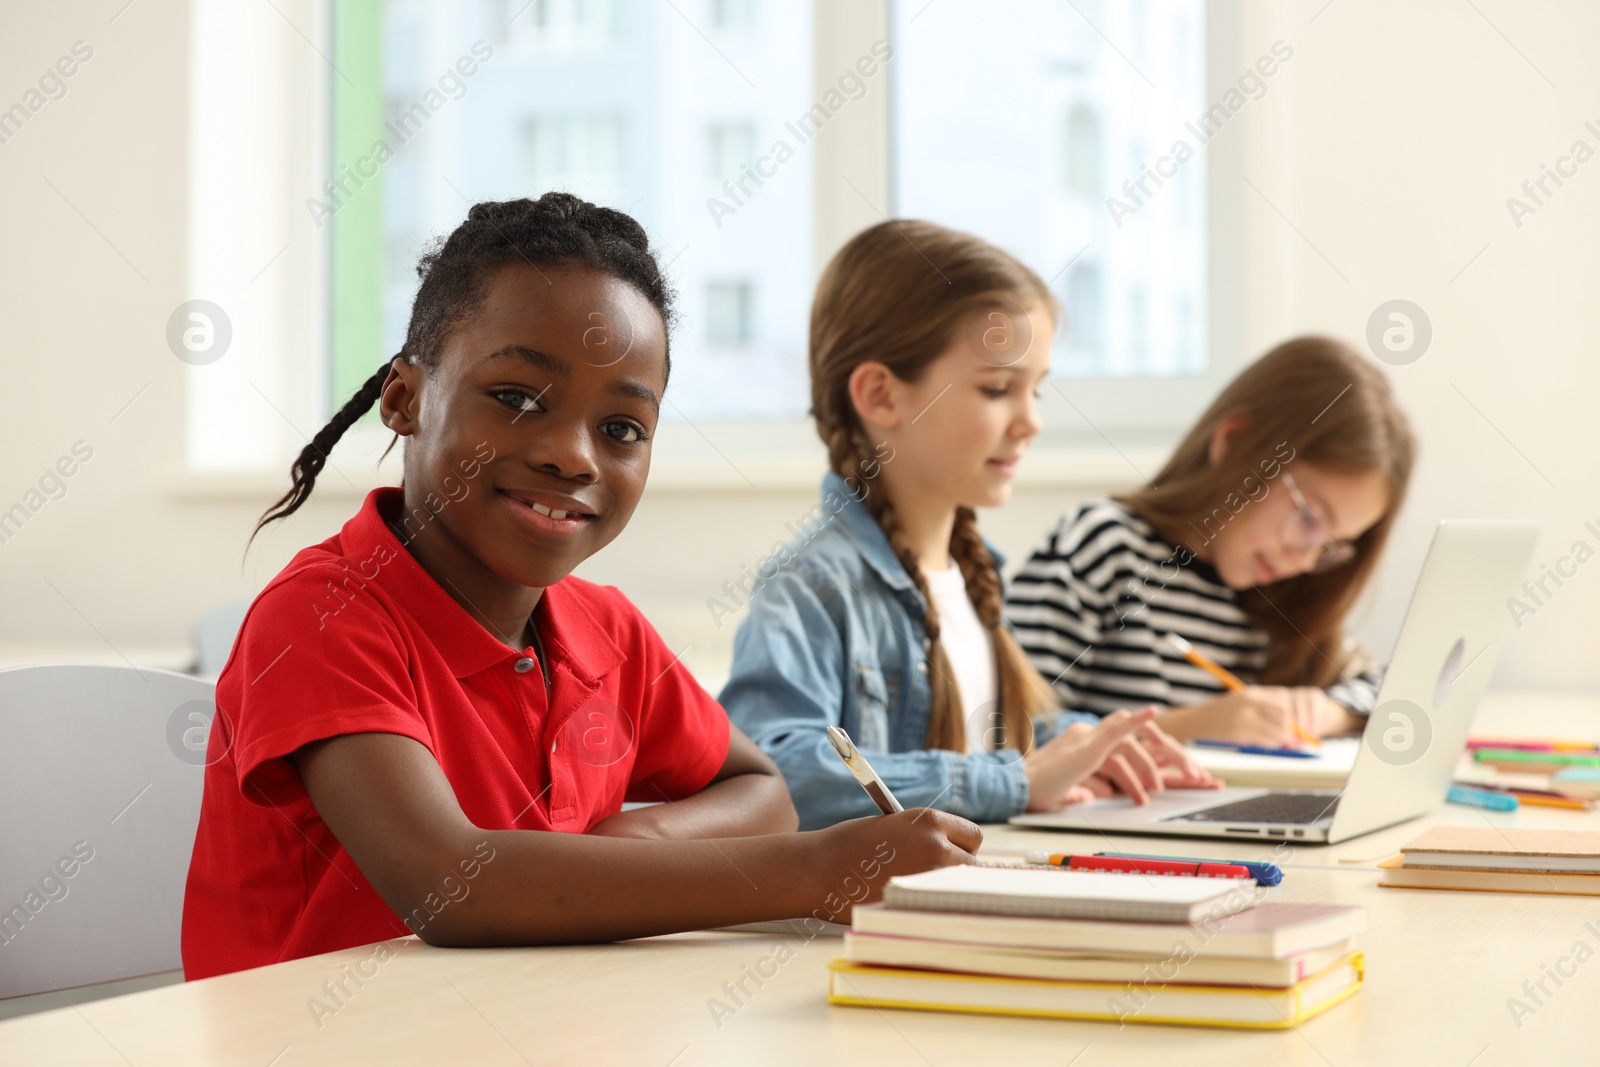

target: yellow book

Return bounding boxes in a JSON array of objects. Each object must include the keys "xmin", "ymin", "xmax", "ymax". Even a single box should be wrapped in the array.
[{"xmin": 827, "ymin": 952, "xmax": 1364, "ymax": 1030}]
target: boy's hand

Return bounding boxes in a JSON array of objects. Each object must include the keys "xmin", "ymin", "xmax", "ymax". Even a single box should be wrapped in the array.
[{"xmin": 802, "ymin": 809, "xmax": 981, "ymax": 924}]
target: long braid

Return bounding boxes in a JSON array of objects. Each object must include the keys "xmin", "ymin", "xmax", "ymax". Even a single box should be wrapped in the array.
[
  {"xmin": 878, "ymin": 491, "xmax": 968, "ymax": 751},
  {"xmin": 949, "ymin": 507, "xmax": 1058, "ymax": 752},
  {"xmin": 827, "ymin": 421, "xmax": 967, "ymax": 751},
  {"xmin": 249, "ymin": 360, "xmax": 394, "ymax": 545}
]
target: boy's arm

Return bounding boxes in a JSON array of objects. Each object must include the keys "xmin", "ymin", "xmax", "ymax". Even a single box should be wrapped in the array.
[
  {"xmin": 295, "ymin": 731, "xmax": 978, "ymax": 946},
  {"xmin": 586, "ymin": 723, "xmax": 798, "ymax": 839}
]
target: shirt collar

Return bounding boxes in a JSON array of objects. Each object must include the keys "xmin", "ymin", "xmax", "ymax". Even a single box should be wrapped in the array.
[
  {"xmin": 821, "ymin": 471, "xmax": 915, "ymax": 593},
  {"xmin": 342, "ymin": 488, "xmax": 623, "ymax": 682}
]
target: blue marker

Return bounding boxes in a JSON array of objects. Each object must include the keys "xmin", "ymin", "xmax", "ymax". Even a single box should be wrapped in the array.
[
  {"xmin": 1095, "ymin": 851, "xmax": 1284, "ymax": 887},
  {"xmin": 1191, "ymin": 739, "xmax": 1318, "ymax": 760},
  {"xmin": 1446, "ymin": 784, "xmax": 1519, "ymax": 812}
]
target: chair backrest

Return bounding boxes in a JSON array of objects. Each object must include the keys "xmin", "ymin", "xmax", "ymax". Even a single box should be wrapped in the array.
[
  {"xmin": 0, "ymin": 665, "xmax": 215, "ymax": 999},
  {"xmin": 191, "ymin": 598, "xmax": 250, "ymax": 678}
]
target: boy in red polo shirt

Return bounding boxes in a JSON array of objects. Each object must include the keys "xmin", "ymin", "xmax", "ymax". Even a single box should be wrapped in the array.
[{"xmin": 181, "ymin": 195, "xmax": 987, "ymax": 979}]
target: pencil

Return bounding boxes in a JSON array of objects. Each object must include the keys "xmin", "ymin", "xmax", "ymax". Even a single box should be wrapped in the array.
[
  {"xmin": 1508, "ymin": 792, "xmax": 1592, "ymax": 810},
  {"xmin": 1161, "ymin": 632, "xmax": 1321, "ymax": 748}
]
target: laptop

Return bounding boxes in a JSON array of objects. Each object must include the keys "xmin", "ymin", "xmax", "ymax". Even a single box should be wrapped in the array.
[{"xmin": 1010, "ymin": 519, "xmax": 1540, "ymax": 845}]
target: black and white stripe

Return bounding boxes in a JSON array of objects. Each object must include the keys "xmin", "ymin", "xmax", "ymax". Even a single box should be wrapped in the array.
[{"xmin": 1005, "ymin": 499, "xmax": 1381, "ymax": 716}]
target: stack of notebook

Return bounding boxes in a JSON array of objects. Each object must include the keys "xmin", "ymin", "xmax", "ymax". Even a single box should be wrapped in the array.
[
  {"xmin": 1461, "ymin": 738, "xmax": 1600, "ymax": 805},
  {"xmin": 1379, "ymin": 827, "xmax": 1600, "ymax": 895},
  {"xmin": 828, "ymin": 866, "xmax": 1366, "ymax": 1029}
]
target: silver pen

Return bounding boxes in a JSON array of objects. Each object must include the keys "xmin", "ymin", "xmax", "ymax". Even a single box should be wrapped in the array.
[{"xmin": 826, "ymin": 725, "xmax": 904, "ymax": 815}]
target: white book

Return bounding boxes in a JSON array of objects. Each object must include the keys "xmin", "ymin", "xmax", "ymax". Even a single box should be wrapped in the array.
[
  {"xmin": 1189, "ymin": 736, "xmax": 1359, "ymax": 789},
  {"xmin": 852, "ymin": 901, "xmax": 1367, "ymax": 960},
  {"xmin": 882, "ymin": 866, "xmax": 1253, "ymax": 924}
]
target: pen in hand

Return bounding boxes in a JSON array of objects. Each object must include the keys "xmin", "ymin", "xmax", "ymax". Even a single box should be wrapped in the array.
[
  {"xmin": 1162, "ymin": 632, "xmax": 1321, "ymax": 748},
  {"xmin": 826, "ymin": 725, "xmax": 904, "ymax": 815}
]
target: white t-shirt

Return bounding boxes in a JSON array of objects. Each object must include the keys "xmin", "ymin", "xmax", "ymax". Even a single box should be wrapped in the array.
[{"xmin": 923, "ymin": 565, "xmax": 998, "ymax": 753}]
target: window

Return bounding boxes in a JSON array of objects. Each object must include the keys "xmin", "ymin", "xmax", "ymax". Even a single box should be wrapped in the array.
[
  {"xmin": 706, "ymin": 279, "xmax": 755, "ymax": 347},
  {"xmin": 1061, "ymin": 102, "xmax": 1102, "ymax": 199},
  {"xmin": 187, "ymin": 1, "xmax": 1240, "ymax": 477},
  {"xmin": 892, "ymin": 0, "xmax": 1207, "ymax": 384},
  {"xmin": 523, "ymin": 115, "xmax": 629, "ymax": 199},
  {"xmin": 707, "ymin": 122, "xmax": 756, "ymax": 184},
  {"xmin": 507, "ymin": 0, "xmax": 627, "ymax": 53},
  {"xmin": 709, "ymin": 0, "xmax": 756, "ymax": 33},
  {"xmin": 1063, "ymin": 262, "xmax": 1102, "ymax": 356},
  {"xmin": 327, "ymin": 0, "xmax": 816, "ymax": 423}
]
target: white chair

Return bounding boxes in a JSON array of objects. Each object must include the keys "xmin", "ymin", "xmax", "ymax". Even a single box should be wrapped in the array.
[
  {"xmin": 0, "ymin": 665, "xmax": 215, "ymax": 1001},
  {"xmin": 190, "ymin": 598, "xmax": 250, "ymax": 678}
]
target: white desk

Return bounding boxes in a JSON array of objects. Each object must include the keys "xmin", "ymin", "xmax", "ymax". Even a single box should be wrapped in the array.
[{"xmin": 2, "ymin": 691, "xmax": 1596, "ymax": 1065}]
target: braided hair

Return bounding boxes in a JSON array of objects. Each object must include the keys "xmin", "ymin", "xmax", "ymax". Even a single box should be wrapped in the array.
[
  {"xmin": 251, "ymin": 193, "xmax": 675, "ymax": 541},
  {"xmin": 811, "ymin": 220, "xmax": 1061, "ymax": 753}
]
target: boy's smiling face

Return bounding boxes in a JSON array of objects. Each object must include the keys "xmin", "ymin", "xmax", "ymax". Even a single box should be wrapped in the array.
[{"xmin": 381, "ymin": 262, "xmax": 667, "ymax": 596}]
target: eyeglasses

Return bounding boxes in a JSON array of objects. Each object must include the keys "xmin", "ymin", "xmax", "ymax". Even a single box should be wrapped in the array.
[{"xmin": 1279, "ymin": 470, "xmax": 1356, "ymax": 573}]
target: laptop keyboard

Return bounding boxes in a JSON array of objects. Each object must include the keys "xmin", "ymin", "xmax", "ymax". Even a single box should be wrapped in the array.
[{"xmin": 1172, "ymin": 793, "xmax": 1340, "ymax": 825}]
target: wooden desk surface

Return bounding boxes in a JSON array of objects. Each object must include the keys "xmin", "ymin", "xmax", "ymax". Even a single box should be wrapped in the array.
[{"xmin": 4, "ymin": 692, "xmax": 1597, "ymax": 1065}]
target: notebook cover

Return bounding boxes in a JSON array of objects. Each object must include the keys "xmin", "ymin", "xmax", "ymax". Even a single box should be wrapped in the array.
[
  {"xmin": 1399, "ymin": 826, "xmax": 1600, "ymax": 860},
  {"xmin": 881, "ymin": 866, "xmax": 1250, "ymax": 923}
]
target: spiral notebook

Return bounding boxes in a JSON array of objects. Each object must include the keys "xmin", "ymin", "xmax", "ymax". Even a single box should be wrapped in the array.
[{"xmin": 881, "ymin": 866, "xmax": 1254, "ymax": 924}]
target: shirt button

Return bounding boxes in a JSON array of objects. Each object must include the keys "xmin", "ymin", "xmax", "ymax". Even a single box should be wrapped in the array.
[
  {"xmin": 514, "ymin": 657, "xmax": 535, "ymax": 673},
  {"xmin": 917, "ymin": 662, "xmax": 928, "ymax": 675}
]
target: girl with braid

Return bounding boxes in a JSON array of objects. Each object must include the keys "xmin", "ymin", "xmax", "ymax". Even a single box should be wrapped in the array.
[
  {"xmin": 182, "ymin": 195, "xmax": 981, "ymax": 979},
  {"xmin": 720, "ymin": 221, "xmax": 1216, "ymax": 830}
]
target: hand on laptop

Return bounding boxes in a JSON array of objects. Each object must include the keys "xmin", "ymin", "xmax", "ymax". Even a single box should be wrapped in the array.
[
  {"xmin": 1073, "ymin": 716, "xmax": 1223, "ymax": 801},
  {"xmin": 1024, "ymin": 707, "xmax": 1153, "ymax": 812},
  {"xmin": 1023, "ymin": 708, "xmax": 1221, "ymax": 812},
  {"xmin": 1155, "ymin": 686, "xmax": 1360, "ymax": 746},
  {"xmin": 1132, "ymin": 717, "xmax": 1224, "ymax": 789}
]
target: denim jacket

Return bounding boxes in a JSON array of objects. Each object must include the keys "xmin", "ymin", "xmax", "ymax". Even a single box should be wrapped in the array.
[{"xmin": 719, "ymin": 472, "xmax": 1099, "ymax": 830}]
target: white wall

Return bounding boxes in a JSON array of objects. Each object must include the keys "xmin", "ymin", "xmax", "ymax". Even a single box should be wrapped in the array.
[
  {"xmin": 1222, "ymin": 0, "xmax": 1600, "ymax": 689},
  {"xmin": 0, "ymin": 0, "xmax": 1594, "ymax": 691}
]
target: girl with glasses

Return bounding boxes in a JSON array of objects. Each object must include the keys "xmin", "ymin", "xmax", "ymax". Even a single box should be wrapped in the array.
[{"xmin": 1006, "ymin": 336, "xmax": 1416, "ymax": 748}]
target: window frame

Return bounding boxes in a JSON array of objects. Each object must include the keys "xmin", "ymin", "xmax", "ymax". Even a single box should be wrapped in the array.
[
  {"xmin": 184, "ymin": 0, "xmax": 1246, "ymax": 493},
  {"xmin": 884, "ymin": 0, "xmax": 1247, "ymax": 451}
]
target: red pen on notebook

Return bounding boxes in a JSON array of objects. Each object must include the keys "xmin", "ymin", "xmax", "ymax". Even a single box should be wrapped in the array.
[{"xmin": 1030, "ymin": 852, "xmax": 1254, "ymax": 880}]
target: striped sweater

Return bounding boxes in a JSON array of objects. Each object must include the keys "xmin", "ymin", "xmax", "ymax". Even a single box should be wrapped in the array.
[{"xmin": 1004, "ymin": 499, "xmax": 1382, "ymax": 717}]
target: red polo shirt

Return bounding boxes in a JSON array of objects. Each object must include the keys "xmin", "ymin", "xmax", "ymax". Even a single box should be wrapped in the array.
[{"xmin": 181, "ymin": 488, "xmax": 730, "ymax": 980}]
